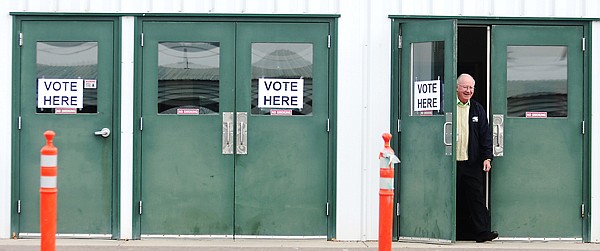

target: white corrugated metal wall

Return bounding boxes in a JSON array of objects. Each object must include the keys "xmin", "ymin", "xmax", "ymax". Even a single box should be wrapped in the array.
[{"xmin": 0, "ymin": 0, "xmax": 599, "ymax": 242}]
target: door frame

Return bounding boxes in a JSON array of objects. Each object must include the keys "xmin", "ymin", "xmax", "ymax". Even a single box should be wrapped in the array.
[
  {"xmin": 390, "ymin": 16, "xmax": 592, "ymax": 242},
  {"xmin": 10, "ymin": 14, "xmax": 122, "ymax": 239},
  {"xmin": 132, "ymin": 15, "xmax": 338, "ymax": 240}
]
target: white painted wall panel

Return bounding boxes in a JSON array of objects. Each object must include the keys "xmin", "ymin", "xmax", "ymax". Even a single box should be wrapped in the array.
[
  {"xmin": 364, "ymin": 0, "xmax": 393, "ymax": 241},
  {"xmin": 460, "ymin": 0, "xmax": 489, "ymax": 16},
  {"xmin": 120, "ymin": 16, "xmax": 135, "ymax": 240},
  {"xmin": 7, "ymin": 0, "xmax": 600, "ymax": 17},
  {"xmin": 590, "ymin": 21, "xmax": 600, "ymax": 244},
  {"xmin": 0, "ymin": 0, "xmax": 12, "ymax": 241},
  {"xmin": 88, "ymin": 0, "xmax": 120, "ymax": 13},
  {"xmin": 336, "ymin": 0, "xmax": 367, "ymax": 241}
]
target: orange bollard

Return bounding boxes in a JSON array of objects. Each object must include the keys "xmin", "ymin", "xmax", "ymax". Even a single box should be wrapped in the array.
[
  {"xmin": 40, "ymin": 131, "xmax": 57, "ymax": 251},
  {"xmin": 378, "ymin": 133, "xmax": 399, "ymax": 251}
]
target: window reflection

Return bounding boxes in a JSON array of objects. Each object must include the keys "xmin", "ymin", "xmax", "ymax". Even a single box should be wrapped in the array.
[
  {"xmin": 36, "ymin": 42, "xmax": 98, "ymax": 114},
  {"xmin": 158, "ymin": 42, "xmax": 220, "ymax": 115},
  {"xmin": 507, "ymin": 46, "xmax": 568, "ymax": 117},
  {"xmin": 411, "ymin": 41, "xmax": 445, "ymax": 116},
  {"xmin": 251, "ymin": 43, "xmax": 313, "ymax": 115}
]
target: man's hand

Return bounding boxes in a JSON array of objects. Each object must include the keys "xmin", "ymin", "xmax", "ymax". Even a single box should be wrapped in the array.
[{"xmin": 483, "ymin": 159, "xmax": 492, "ymax": 172}]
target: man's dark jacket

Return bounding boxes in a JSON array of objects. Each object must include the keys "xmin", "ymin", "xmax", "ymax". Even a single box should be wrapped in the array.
[{"xmin": 466, "ymin": 99, "xmax": 493, "ymax": 165}]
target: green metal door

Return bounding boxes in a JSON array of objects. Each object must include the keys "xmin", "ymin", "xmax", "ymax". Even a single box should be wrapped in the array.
[
  {"xmin": 140, "ymin": 22, "xmax": 236, "ymax": 236},
  {"xmin": 139, "ymin": 22, "xmax": 329, "ymax": 237},
  {"xmin": 397, "ymin": 20, "xmax": 457, "ymax": 243},
  {"xmin": 17, "ymin": 20, "xmax": 116, "ymax": 236},
  {"xmin": 234, "ymin": 22, "xmax": 329, "ymax": 236},
  {"xmin": 490, "ymin": 26, "xmax": 584, "ymax": 239}
]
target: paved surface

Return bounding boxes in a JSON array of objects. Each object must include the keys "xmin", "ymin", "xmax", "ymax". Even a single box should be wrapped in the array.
[{"xmin": 1, "ymin": 239, "xmax": 600, "ymax": 251}]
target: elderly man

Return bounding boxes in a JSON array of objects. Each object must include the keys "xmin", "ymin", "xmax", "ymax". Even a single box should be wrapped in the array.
[{"xmin": 455, "ymin": 73, "xmax": 498, "ymax": 242}]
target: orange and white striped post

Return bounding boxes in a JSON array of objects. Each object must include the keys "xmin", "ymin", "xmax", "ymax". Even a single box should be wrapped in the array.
[
  {"xmin": 40, "ymin": 130, "xmax": 57, "ymax": 251},
  {"xmin": 378, "ymin": 133, "xmax": 399, "ymax": 251}
]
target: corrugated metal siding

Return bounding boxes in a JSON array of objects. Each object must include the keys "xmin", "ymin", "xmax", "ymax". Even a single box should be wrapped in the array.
[
  {"xmin": 10, "ymin": 0, "xmax": 340, "ymax": 14},
  {"xmin": 392, "ymin": 0, "xmax": 598, "ymax": 17},
  {"xmin": 7, "ymin": 0, "xmax": 600, "ymax": 17}
]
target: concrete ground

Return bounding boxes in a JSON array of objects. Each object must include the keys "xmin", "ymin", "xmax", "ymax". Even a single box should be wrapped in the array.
[{"xmin": 1, "ymin": 239, "xmax": 600, "ymax": 251}]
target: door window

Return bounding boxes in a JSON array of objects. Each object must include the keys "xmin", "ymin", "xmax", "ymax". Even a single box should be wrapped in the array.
[
  {"xmin": 411, "ymin": 41, "xmax": 445, "ymax": 116},
  {"xmin": 251, "ymin": 43, "xmax": 313, "ymax": 116},
  {"xmin": 157, "ymin": 42, "xmax": 220, "ymax": 115},
  {"xmin": 36, "ymin": 42, "xmax": 98, "ymax": 114},
  {"xmin": 506, "ymin": 46, "xmax": 568, "ymax": 118}
]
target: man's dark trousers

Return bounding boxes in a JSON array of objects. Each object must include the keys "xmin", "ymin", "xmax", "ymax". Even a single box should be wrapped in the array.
[{"xmin": 457, "ymin": 160, "xmax": 491, "ymax": 237}]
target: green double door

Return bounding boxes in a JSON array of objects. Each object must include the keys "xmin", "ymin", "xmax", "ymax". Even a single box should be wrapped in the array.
[
  {"xmin": 398, "ymin": 20, "xmax": 584, "ymax": 241},
  {"xmin": 139, "ymin": 22, "xmax": 330, "ymax": 237},
  {"xmin": 16, "ymin": 20, "xmax": 117, "ymax": 237}
]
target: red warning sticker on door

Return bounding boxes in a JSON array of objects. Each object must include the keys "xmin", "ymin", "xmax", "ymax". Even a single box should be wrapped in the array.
[
  {"xmin": 55, "ymin": 108, "xmax": 77, "ymax": 114},
  {"xmin": 270, "ymin": 109, "xmax": 293, "ymax": 116},
  {"xmin": 177, "ymin": 108, "xmax": 200, "ymax": 115},
  {"xmin": 526, "ymin": 111, "xmax": 547, "ymax": 118}
]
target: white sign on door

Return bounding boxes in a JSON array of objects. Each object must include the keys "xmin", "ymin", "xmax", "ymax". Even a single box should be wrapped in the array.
[
  {"xmin": 258, "ymin": 78, "xmax": 304, "ymax": 109},
  {"xmin": 37, "ymin": 79, "xmax": 84, "ymax": 108},
  {"xmin": 413, "ymin": 80, "xmax": 441, "ymax": 112}
]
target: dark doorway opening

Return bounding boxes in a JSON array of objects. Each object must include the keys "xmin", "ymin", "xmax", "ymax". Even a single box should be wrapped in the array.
[
  {"xmin": 458, "ymin": 26, "xmax": 488, "ymax": 110},
  {"xmin": 456, "ymin": 25, "xmax": 490, "ymax": 241}
]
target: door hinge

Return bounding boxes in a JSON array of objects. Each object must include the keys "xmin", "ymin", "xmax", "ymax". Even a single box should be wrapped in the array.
[
  {"xmin": 398, "ymin": 35, "xmax": 402, "ymax": 49},
  {"xmin": 582, "ymin": 121, "xmax": 585, "ymax": 135},
  {"xmin": 397, "ymin": 119, "xmax": 401, "ymax": 133},
  {"xmin": 327, "ymin": 35, "xmax": 331, "ymax": 49},
  {"xmin": 18, "ymin": 116, "xmax": 22, "ymax": 130},
  {"xmin": 140, "ymin": 117, "xmax": 143, "ymax": 131},
  {"xmin": 327, "ymin": 118, "xmax": 330, "ymax": 132},
  {"xmin": 582, "ymin": 37, "xmax": 586, "ymax": 52},
  {"xmin": 19, "ymin": 32, "xmax": 23, "ymax": 47},
  {"xmin": 396, "ymin": 202, "xmax": 400, "ymax": 216},
  {"xmin": 581, "ymin": 203, "xmax": 585, "ymax": 218},
  {"xmin": 326, "ymin": 202, "xmax": 330, "ymax": 216},
  {"xmin": 139, "ymin": 201, "xmax": 143, "ymax": 215},
  {"xmin": 140, "ymin": 33, "xmax": 144, "ymax": 47},
  {"xmin": 17, "ymin": 200, "xmax": 21, "ymax": 214}
]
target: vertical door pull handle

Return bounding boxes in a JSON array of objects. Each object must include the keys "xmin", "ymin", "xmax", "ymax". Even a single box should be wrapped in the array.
[
  {"xmin": 236, "ymin": 112, "xmax": 248, "ymax": 154},
  {"xmin": 222, "ymin": 112, "xmax": 234, "ymax": 154},
  {"xmin": 493, "ymin": 114, "xmax": 504, "ymax": 157},
  {"xmin": 443, "ymin": 122, "xmax": 452, "ymax": 146}
]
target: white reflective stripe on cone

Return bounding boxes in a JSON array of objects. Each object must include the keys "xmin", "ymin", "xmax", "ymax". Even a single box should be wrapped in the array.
[
  {"xmin": 379, "ymin": 158, "xmax": 389, "ymax": 168},
  {"xmin": 40, "ymin": 176, "xmax": 57, "ymax": 188},
  {"xmin": 380, "ymin": 177, "xmax": 394, "ymax": 190},
  {"xmin": 40, "ymin": 155, "xmax": 57, "ymax": 167}
]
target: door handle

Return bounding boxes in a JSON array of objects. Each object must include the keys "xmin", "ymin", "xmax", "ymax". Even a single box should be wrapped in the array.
[
  {"xmin": 236, "ymin": 112, "xmax": 248, "ymax": 155},
  {"xmin": 443, "ymin": 122, "xmax": 452, "ymax": 146},
  {"xmin": 444, "ymin": 112, "xmax": 452, "ymax": 156},
  {"xmin": 493, "ymin": 114, "xmax": 504, "ymax": 157},
  {"xmin": 94, "ymin": 128, "xmax": 111, "ymax": 138},
  {"xmin": 222, "ymin": 112, "xmax": 234, "ymax": 154}
]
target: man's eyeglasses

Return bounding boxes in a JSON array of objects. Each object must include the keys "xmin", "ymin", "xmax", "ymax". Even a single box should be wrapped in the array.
[{"xmin": 459, "ymin": 85, "xmax": 475, "ymax": 91}]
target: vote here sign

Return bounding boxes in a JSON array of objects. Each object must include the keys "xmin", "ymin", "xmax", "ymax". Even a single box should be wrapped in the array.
[
  {"xmin": 258, "ymin": 78, "xmax": 304, "ymax": 109},
  {"xmin": 37, "ymin": 79, "xmax": 84, "ymax": 109},
  {"xmin": 413, "ymin": 80, "xmax": 441, "ymax": 112}
]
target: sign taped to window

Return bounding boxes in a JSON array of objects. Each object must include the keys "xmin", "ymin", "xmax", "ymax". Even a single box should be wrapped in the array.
[
  {"xmin": 258, "ymin": 78, "xmax": 304, "ymax": 109},
  {"xmin": 37, "ymin": 79, "xmax": 84, "ymax": 109},
  {"xmin": 413, "ymin": 80, "xmax": 441, "ymax": 112}
]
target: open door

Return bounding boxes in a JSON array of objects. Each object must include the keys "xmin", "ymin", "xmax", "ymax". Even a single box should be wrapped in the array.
[
  {"xmin": 397, "ymin": 19, "xmax": 457, "ymax": 243},
  {"xmin": 490, "ymin": 25, "xmax": 584, "ymax": 240}
]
